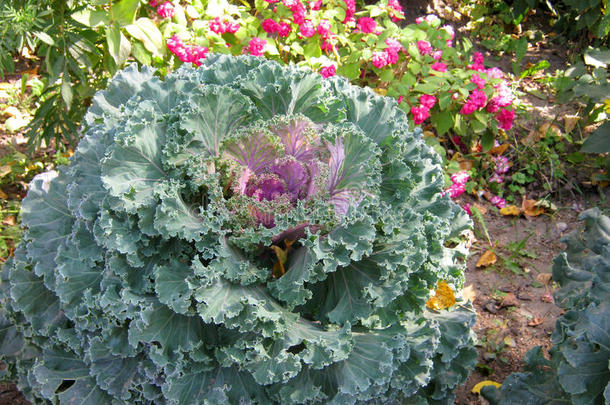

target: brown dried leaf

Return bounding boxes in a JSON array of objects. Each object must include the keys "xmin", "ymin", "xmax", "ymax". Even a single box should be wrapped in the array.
[
  {"xmin": 522, "ymin": 196, "xmax": 544, "ymax": 217},
  {"xmin": 1, "ymin": 216, "xmax": 16, "ymax": 226},
  {"xmin": 472, "ymin": 380, "xmax": 502, "ymax": 394},
  {"xmin": 499, "ymin": 292, "xmax": 519, "ymax": 308},
  {"xmin": 462, "ymin": 284, "xmax": 477, "ymax": 303},
  {"xmin": 0, "ymin": 189, "xmax": 7, "ymax": 200},
  {"xmin": 528, "ymin": 317, "xmax": 543, "ymax": 327},
  {"xmin": 538, "ymin": 122, "xmax": 562, "ymax": 138},
  {"xmin": 489, "ymin": 143, "xmax": 510, "ymax": 155},
  {"xmin": 472, "ymin": 202, "xmax": 488, "ymax": 215},
  {"xmin": 476, "ymin": 250, "xmax": 497, "ymax": 268},
  {"xmin": 426, "ymin": 281, "xmax": 456, "ymax": 310},
  {"xmin": 459, "ymin": 159, "xmax": 474, "ymax": 171},
  {"xmin": 500, "ymin": 205, "xmax": 521, "ymax": 216},
  {"xmin": 536, "ymin": 273, "xmax": 552, "ymax": 285},
  {"xmin": 564, "ymin": 115, "xmax": 579, "ymax": 134}
]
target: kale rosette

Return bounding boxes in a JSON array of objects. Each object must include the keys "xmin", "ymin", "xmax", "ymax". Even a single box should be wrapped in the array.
[{"xmin": 0, "ymin": 55, "xmax": 476, "ymax": 404}]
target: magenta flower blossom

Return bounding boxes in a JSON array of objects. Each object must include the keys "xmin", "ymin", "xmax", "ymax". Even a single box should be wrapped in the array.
[
  {"xmin": 149, "ymin": 0, "xmax": 158, "ymax": 7},
  {"xmin": 463, "ymin": 203, "xmax": 472, "ymax": 215},
  {"xmin": 372, "ymin": 51, "xmax": 389, "ymax": 69},
  {"xmin": 387, "ymin": 0, "xmax": 404, "ymax": 21},
  {"xmin": 433, "ymin": 50, "xmax": 443, "ymax": 60},
  {"xmin": 210, "ymin": 17, "xmax": 240, "ymax": 35},
  {"xmin": 471, "ymin": 74, "xmax": 486, "ymax": 89},
  {"xmin": 494, "ymin": 82, "xmax": 514, "ymax": 107},
  {"xmin": 166, "ymin": 35, "xmax": 209, "ymax": 66},
  {"xmin": 320, "ymin": 40, "xmax": 334, "ymax": 53},
  {"xmin": 431, "ymin": 62, "xmax": 447, "ymax": 72},
  {"xmin": 468, "ymin": 52, "xmax": 485, "ymax": 71},
  {"xmin": 486, "ymin": 67, "xmax": 504, "ymax": 79},
  {"xmin": 417, "ymin": 40, "xmax": 433, "ymax": 55},
  {"xmin": 278, "ymin": 21, "xmax": 292, "ymax": 37},
  {"xmin": 282, "ymin": 0, "xmax": 298, "ymax": 7},
  {"xmin": 309, "ymin": 0, "xmax": 322, "ymax": 10},
  {"xmin": 451, "ymin": 171, "xmax": 470, "ymax": 185},
  {"xmin": 442, "ymin": 25, "xmax": 455, "ymax": 39},
  {"xmin": 262, "ymin": 18, "xmax": 279, "ymax": 33},
  {"xmin": 299, "ymin": 20, "xmax": 315, "ymax": 37},
  {"xmin": 410, "ymin": 106, "xmax": 430, "ymax": 124},
  {"xmin": 470, "ymin": 89, "xmax": 488, "ymax": 108},
  {"xmin": 460, "ymin": 103, "xmax": 477, "ymax": 115},
  {"xmin": 246, "ymin": 37, "xmax": 267, "ymax": 56},
  {"xmin": 489, "ymin": 173, "xmax": 504, "ymax": 183},
  {"xmin": 496, "ymin": 109, "xmax": 515, "ymax": 130},
  {"xmin": 317, "ymin": 20, "xmax": 332, "ymax": 39},
  {"xmin": 419, "ymin": 94, "xmax": 437, "ymax": 109},
  {"xmin": 397, "ymin": 95, "xmax": 404, "ymax": 103},
  {"xmin": 493, "ymin": 156, "xmax": 510, "ymax": 174},
  {"xmin": 156, "ymin": 1, "xmax": 175, "ymax": 18},
  {"xmin": 490, "ymin": 195, "xmax": 506, "ymax": 208},
  {"xmin": 343, "ymin": 0, "xmax": 356, "ymax": 22},
  {"xmin": 385, "ymin": 38, "xmax": 402, "ymax": 53},
  {"xmin": 320, "ymin": 65, "xmax": 336, "ymax": 78},
  {"xmin": 445, "ymin": 183, "xmax": 466, "ymax": 198},
  {"xmin": 386, "ymin": 49, "xmax": 399, "ymax": 65},
  {"xmin": 357, "ymin": 17, "xmax": 378, "ymax": 34},
  {"xmin": 486, "ymin": 98, "xmax": 500, "ymax": 113},
  {"xmin": 290, "ymin": 1, "xmax": 306, "ymax": 24}
]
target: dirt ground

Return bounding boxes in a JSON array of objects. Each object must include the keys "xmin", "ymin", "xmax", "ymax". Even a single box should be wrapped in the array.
[{"xmin": 0, "ymin": 2, "xmax": 609, "ymax": 404}]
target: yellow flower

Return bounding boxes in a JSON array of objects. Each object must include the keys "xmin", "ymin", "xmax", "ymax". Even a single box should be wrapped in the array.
[{"xmin": 605, "ymin": 99, "xmax": 610, "ymax": 114}]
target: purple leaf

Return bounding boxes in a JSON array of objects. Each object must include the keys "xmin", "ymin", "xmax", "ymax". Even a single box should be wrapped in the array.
[{"xmin": 224, "ymin": 131, "xmax": 278, "ymax": 174}]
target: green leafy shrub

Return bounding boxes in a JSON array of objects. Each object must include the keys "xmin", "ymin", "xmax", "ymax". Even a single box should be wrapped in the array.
[
  {"xmin": 0, "ymin": 56, "xmax": 476, "ymax": 403},
  {"xmin": 482, "ymin": 208, "xmax": 610, "ymax": 405}
]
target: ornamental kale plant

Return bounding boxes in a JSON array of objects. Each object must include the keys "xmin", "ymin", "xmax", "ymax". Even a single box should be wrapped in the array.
[{"xmin": 0, "ymin": 55, "xmax": 476, "ymax": 404}]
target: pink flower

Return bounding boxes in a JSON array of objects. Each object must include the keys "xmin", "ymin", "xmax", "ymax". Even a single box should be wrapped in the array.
[
  {"xmin": 486, "ymin": 67, "xmax": 504, "ymax": 79},
  {"xmin": 496, "ymin": 108, "xmax": 515, "ymax": 130},
  {"xmin": 149, "ymin": 0, "xmax": 158, "ymax": 7},
  {"xmin": 493, "ymin": 156, "xmax": 510, "ymax": 174},
  {"xmin": 156, "ymin": 1, "xmax": 175, "ymax": 18},
  {"xmin": 317, "ymin": 20, "xmax": 332, "ymax": 39},
  {"xmin": 320, "ymin": 40, "xmax": 335, "ymax": 53},
  {"xmin": 385, "ymin": 38, "xmax": 402, "ymax": 52},
  {"xmin": 278, "ymin": 21, "xmax": 292, "ymax": 37},
  {"xmin": 310, "ymin": 0, "xmax": 322, "ymax": 9},
  {"xmin": 386, "ymin": 49, "xmax": 399, "ymax": 65},
  {"xmin": 262, "ymin": 18, "xmax": 279, "ymax": 33},
  {"xmin": 471, "ymin": 74, "xmax": 486, "ymax": 89},
  {"xmin": 397, "ymin": 95, "xmax": 404, "ymax": 103},
  {"xmin": 387, "ymin": 0, "xmax": 404, "ymax": 21},
  {"xmin": 446, "ymin": 183, "xmax": 466, "ymax": 198},
  {"xmin": 265, "ymin": 0, "xmax": 280, "ymax": 3},
  {"xmin": 210, "ymin": 17, "xmax": 238, "ymax": 34},
  {"xmin": 451, "ymin": 171, "xmax": 470, "ymax": 185},
  {"xmin": 225, "ymin": 21, "xmax": 240, "ymax": 34},
  {"xmin": 282, "ymin": 0, "xmax": 298, "ymax": 7},
  {"xmin": 343, "ymin": 0, "xmax": 356, "ymax": 23},
  {"xmin": 473, "ymin": 52, "xmax": 484, "ymax": 65},
  {"xmin": 415, "ymin": 17, "xmax": 424, "ymax": 24},
  {"xmin": 410, "ymin": 106, "xmax": 430, "ymax": 124},
  {"xmin": 299, "ymin": 20, "xmax": 315, "ymax": 37},
  {"xmin": 463, "ymin": 203, "xmax": 471, "ymax": 215},
  {"xmin": 431, "ymin": 62, "xmax": 447, "ymax": 72},
  {"xmin": 320, "ymin": 65, "xmax": 336, "ymax": 78},
  {"xmin": 417, "ymin": 40, "xmax": 433, "ymax": 55},
  {"xmin": 494, "ymin": 82, "xmax": 514, "ymax": 107},
  {"xmin": 460, "ymin": 102, "xmax": 477, "ymax": 115},
  {"xmin": 486, "ymin": 98, "xmax": 500, "ymax": 113},
  {"xmin": 489, "ymin": 173, "xmax": 504, "ymax": 183},
  {"xmin": 188, "ymin": 45, "xmax": 209, "ymax": 66},
  {"xmin": 246, "ymin": 37, "xmax": 267, "ymax": 56},
  {"xmin": 372, "ymin": 51, "xmax": 389, "ymax": 69},
  {"xmin": 290, "ymin": 1, "xmax": 306, "ymax": 24},
  {"xmin": 357, "ymin": 17, "xmax": 378, "ymax": 34},
  {"xmin": 490, "ymin": 195, "xmax": 506, "ymax": 208},
  {"xmin": 470, "ymin": 89, "xmax": 488, "ymax": 109},
  {"xmin": 433, "ymin": 50, "xmax": 443, "ymax": 60},
  {"xmin": 419, "ymin": 94, "xmax": 437, "ymax": 110}
]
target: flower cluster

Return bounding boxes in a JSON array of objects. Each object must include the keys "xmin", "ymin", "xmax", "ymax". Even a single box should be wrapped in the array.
[
  {"xmin": 443, "ymin": 171, "xmax": 469, "ymax": 199},
  {"xmin": 245, "ymin": 37, "xmax": 268, "ymax": 56},
  {"xmin": 210, "ymin": 16, "xmax": 240, "ymax": 35},
  {"xmin": 155, "ymin": 1, "xmax": 175, "ymax": 19},
  {"xmin": 489, "ymin": 155, "xmax": 510, "ymax": 183},
  {"xmin": 410, "ymin": 94, "xmax": 437, "ymax": 124},
  {"xmin": 166, "ymin": 35, "xmax": 208, "ymax": 65},
  {"xmin": 371, "ymin": 38, "xmax": 403, "ymax": 68}
]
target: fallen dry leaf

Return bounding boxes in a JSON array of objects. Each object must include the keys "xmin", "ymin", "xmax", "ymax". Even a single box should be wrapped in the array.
[
  {"xmin": 374, "ymin": 87, "xmax": 387, "ymax": 96},
  {"xmin": 459, "ymin": 159, "xmax": 474, "ymax": 171},
  {"xmin": 426, "ymin": 281, "xmax": 456, "ymax": 310},
  {"xmin": 528, "ymin": 317, "xmax": 544, "ymax": 327},
  {"xmin": 1, "ymin": 216, "xmax": 16, "ymax": 226},
  {"xmin": 489, "ymin": 143, "xmax": 510, "ymax": 155},
  {"xmin": 538, "ymin": 122, "xmax": 562, "ymax": 139},
  {"xmin": 471, "ymin": 380, "xmax": 502, "ymax": 394},
  {"xmin": 564, "ymin": 115, "xmax": 579, "ymax": 134},
  {"xmin": 461, "ymin": 284, "xmax": 477, "ymax": 303},
  {"xmin": 476, "ymin": 250, "xmax": 497, "ymax": 268},
  {"xmin": 0, "ymin": 189, "xmax": 7, "ymax": 200},
  {"xmin": 500, "ymin": 205, "xmax": 521, "ymax": 216},
  {"xmin": 522, "ymin": 196, "xmax": 545, "ymax": 217},
  {"xmin": 499, "ymin": 292, "xmax": 519, "ymax": 308},
  {"xmin": 472, "ymin": 202, "xmax": 488, "ymax": 215},
  {"xmin": 503, "ymin": 336, "xmax": 516, "ymax": 347},
  {"xmin": 536, "ymin": 273, "xmax": 552, "ymax": 285},
  {"xmin": 541, "ymin": 292, "xmax": 554, "ymax": 303},
  {"xmin": 2, "ymin": 106, "xmax": 21, "ymax": 119}
]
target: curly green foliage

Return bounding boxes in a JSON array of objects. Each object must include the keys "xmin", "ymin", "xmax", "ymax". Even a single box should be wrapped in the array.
[
  {"xmin": 483, "ymin": 208, "xmax": 610, "ymax": 405},
  {"xmin": 0, "ymin": 55, "xmax": 475, "ymax": 404}
]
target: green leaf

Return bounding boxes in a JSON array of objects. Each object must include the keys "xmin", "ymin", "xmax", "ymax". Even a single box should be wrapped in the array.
[
  {"xmin": 33, "ymin": 31, "xmax": 55, "ymax": 46},
  {"xmin": 584, "ymin": 47, "xmax": 610, "ymax": 68},
  {"xmin": 481, "ymin": 131, "xmax": 494, "ymax": 152},
  {"xmin": 131, "ymin": 41, "xmax": 152, "ymax": 65},
  {"xmin": 379, "ymin": 68, "xmax": 394, "ymax": 82},
  {"xmin": 581, "ymin": 122, "xmax": 610, "ymax": 153},
  {"xmin": 111, "ymin": 0, "xmax": 140, "ymax": 26},
  {"xmin": 125, "ymin": 18, "xmax": 165, "ymax": 57},
  {"xmin": 106, "ymin": 24, "xmax": 131, "ymax": 67},
  {"xmin": 61, "ymin": 70, "xmax": 73, "ymax": 109},
  {"xmin": 303, "ymin": 41, "xmax": 322, "ymax": 59},
  {"xmin": 336, "ymin": 63, "xmax": 361, "ymax": 80},
  {"xmin": 71, "ymin": 9, "xmax": 110, "ymax": 27},
  {"xmin": 431, "ymin": 110, "xmax": 454, "ymax": 135}
]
